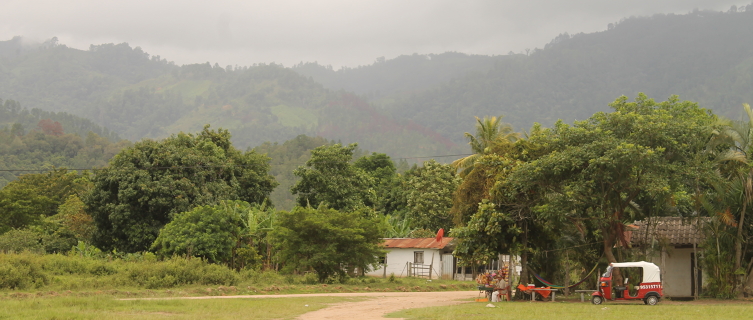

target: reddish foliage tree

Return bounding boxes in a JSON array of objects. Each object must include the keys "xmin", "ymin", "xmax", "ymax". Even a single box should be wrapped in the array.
[{"xmin": 37, "ymin": 119, "xmax": 64, "ymax": 136}]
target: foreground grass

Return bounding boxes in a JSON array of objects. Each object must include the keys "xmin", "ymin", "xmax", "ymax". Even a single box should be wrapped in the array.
[
  {"xmin": 387, "ymin": 300, "xmax": 753, "ymax": 320},
  {"xmin": 1, "ymin": 277, "xmax": 475, "ymax": 300},
  {"xmin": 0, "ymin": 295, "xmax": 356, "ymax": 320}
]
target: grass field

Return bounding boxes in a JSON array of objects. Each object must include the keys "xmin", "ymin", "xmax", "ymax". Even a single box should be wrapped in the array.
[
  {"xmin": 0, "ymin": 295, "xmax": 357, "ymax": 320},
  {"xmin": 386, "ymin": 299, "xmax": 753, "ymax": 320}
]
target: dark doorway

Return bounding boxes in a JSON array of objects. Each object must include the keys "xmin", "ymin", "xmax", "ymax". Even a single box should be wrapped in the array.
[{"xmin": 690, "ymin": 252, "xmax": 702, "ymax": 297}]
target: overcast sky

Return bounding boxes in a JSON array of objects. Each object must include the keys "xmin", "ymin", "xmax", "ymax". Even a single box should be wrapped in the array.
[{"xmin": 1, "ymin": 0, "xmax": 747, "ymax": 69}]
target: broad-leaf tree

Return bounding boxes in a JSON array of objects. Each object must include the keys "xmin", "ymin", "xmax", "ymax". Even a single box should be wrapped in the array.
[
  {"xmin": 405, "ymin": 160, "xmax": 460, "ymax": 231},
  {"xmin": 509, "ymin": 94, "xmax": 716, "ymax": 265},
  {"xmin": 273, "ymin": 206, "xmax": 384, "ymax": 282},
  {"xmin": 86, "ymin": 125, "xmax": 277, "ymax": 252},
  {"xmin": 290, "ymin": 143, "xmax": 373, "ymax": 211}
]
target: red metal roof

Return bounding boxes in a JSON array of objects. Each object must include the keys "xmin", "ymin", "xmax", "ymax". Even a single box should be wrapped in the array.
[{"xmin": 382, "ymin": 237, "xmax": 454, "ymax": 249}]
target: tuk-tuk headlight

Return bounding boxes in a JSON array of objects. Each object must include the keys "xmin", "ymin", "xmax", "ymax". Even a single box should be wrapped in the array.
[{"xmin": 600, "ymin": 282, "xmax": 607, "ymax": 287}]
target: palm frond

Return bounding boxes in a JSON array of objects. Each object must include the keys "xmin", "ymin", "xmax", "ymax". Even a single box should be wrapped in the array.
[{"xmin": 717, "ymin": 208, "xmax": 738, "ymax": 227}]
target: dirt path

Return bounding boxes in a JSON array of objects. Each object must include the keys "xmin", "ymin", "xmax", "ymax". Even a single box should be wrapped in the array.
[
  {"xmin": 293, "ymin": 291, "xmax": 476, "ymax": 320},
  {"xmin": 121, "ymin": 291, "xmax": 478, "ymax": 319}
]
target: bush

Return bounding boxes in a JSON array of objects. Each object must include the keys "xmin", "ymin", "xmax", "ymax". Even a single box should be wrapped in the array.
[
  {"xmin": 0, "ymin": 253, "xmax": 49, "ymax": 289},
  {"xmin": 0, "ymin": 229, "xmax": 44, "ymax": 254},
  {"xmin": 239, "ymin": 269, "xmax": 286, "ymax": 285},
  {"xmin": 126, "ymin": 257, "xmax": 238, "ymax": 289}
]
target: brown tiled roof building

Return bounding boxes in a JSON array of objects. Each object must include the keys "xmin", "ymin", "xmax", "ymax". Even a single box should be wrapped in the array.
[{"xmin": 630, "ymin": 217, "xmax": 705, "ymax": 247}]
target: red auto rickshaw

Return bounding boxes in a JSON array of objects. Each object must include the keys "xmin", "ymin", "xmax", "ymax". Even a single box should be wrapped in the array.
[{"xmin": 591, "ymin": 261, "xmax": 663, "ymax": 305}]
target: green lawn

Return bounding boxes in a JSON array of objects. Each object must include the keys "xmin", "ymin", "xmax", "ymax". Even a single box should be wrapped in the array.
[
  {"xmin": 386, "ymin": 300, "xmax": 753, "ymax": 320},
  {"xmin": 0, "ymin": 295, "xmax": 356, "ymax": 320}
]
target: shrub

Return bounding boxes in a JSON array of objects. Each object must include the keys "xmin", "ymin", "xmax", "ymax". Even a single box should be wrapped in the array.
[
  {"xmin": 0, "ymin": 253, "xmax": 49, "ymax": 289},
  {"xmin": 126, "ymin": 257, "xmax": 238, "ymax": 289},
  {"xmin": 239, "ymin": 269, "xmax": 286, "ymax": 285},
  {"xmin": 0, "ymin": 229, "xmax": 44, "ymax": 254}
]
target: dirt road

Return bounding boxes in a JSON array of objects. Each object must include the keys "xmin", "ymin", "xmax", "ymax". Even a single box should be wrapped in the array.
[
  {"xmin": 293, "ymin": 291, "xmax": 476, "ymax": 320},
  {"xmin": 121, "ymin": 291, "xmax": 478, "ymax": 319}
]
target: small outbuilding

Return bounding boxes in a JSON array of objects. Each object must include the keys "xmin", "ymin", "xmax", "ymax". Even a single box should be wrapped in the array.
[
  {"xmin": 366, "ymin": 237, "xmax": 456, "ymax": 279},
  {"xmin": 629, "ymin": 217, "xmax": 706, "ymax": 298}
]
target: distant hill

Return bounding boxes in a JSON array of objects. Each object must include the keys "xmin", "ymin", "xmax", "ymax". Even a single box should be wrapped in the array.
[
  {"xmin": 292, "ymin": 52, "xmax": 504, "ymax": 99},
  {"xmin": 0, "ymin": 98, "xmax": 129, "ymax": 187},
  {"xmin": 0, "ymin": 98, "xmax": 120, "ymax": 141},
  {"xmin": 295, "ymin": 7, "xmax": 753, "ymax": 142},
  {"xmin": 0, "ymin": 38, "xmax": 461, "ymax": 157},
  {"xmin": 2, "ymin": 6, "xmax": 752, "ymax": 156}
]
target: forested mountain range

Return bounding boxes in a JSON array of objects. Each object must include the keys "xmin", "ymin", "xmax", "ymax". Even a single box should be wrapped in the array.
[
  {"xmin": 292, "ymin": 52, "xmax": 503, "ymax": 99},
  {"xmin": 1, "ymin": 6, "xmax": 752, "ymax": 159},
  {"xmin": 295, "ymin": 7, "xmax": 753, "ymax": 143},
  {"xmin": 0, "ymin": 38, "xmax": 461, "ymax": 158}
]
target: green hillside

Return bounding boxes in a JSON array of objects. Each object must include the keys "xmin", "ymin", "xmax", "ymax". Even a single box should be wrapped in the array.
[
  {"xmin": 0, "ymin": 98, "xmax": 129, "ymax": 187},
  {"xmin": 292, "ymin": 52, "xmax": 503, "ymax": 98},
  {"xmin": 296, "ymin": 8, "xmax": 753, "ymax": 143},
  {"xmin": 3, "ymin": 7, "xmax": 752, "ymax": 156},
  {"xmin": 0, "ymin": 39, "xmax": 460, "ymax": 158}
]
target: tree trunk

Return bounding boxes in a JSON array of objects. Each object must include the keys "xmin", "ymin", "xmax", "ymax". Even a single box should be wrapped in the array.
[
  {"xmin": 603, "ymin": 227, "xmax": 623, "ymax": 284},
  {"xmin": 516, "ymin": 220, "xmax": 529, "ymax": 300},
  {"xmin": 735, "ymin": 174, "xmax": 750, "ymax": 298},
  {"xmin": 564, "ymin": 251, "xmax": 570, "ymax": 296}
]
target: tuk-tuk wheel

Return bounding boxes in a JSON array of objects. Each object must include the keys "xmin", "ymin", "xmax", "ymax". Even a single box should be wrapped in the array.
[
  {"xmin": 645, "ymin": 295, "xmax": 659, "ymax": 305},
  {"xmin": 591, "ymin": 295, "xmax": 603, "ymax": 305}
]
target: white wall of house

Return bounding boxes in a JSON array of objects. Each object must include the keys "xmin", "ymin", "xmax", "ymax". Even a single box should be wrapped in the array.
[
  {"xmin": 649, "ymin": 247, "xmax": 702, "ymax": 297},
  {"xmin": 366, "ymin": 248, "xmax": 444, "ymax": 278}
]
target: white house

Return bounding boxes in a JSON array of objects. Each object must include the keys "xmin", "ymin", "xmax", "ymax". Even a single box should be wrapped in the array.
[{"xmin": 366, "ymin": 237, "xmax": 456, "ymax": 279}]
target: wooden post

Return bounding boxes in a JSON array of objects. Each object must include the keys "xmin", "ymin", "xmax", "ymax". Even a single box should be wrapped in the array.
[
  {"xmin": 693, "ymin": 242, "xmax": 699, "ymax": 299},
  {"xmin": 564, "ymin": 251, "xmax": 570, "ymax": 296},
  {"xmin": 430, "ymin": 252, "xmax": 435, "ymax": 280},
  {"xmin": 383, "ymin": 255, "xmax": 387, "ymax": 278}
]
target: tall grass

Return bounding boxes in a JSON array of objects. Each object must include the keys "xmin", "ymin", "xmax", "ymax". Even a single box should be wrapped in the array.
[
  {"xmin": 0, "ymin": 253, "xmax": 237, "ymax": 291},
  {"xmin": 0, "ymin": 252, "xmax": 476, "ymax": 294}
]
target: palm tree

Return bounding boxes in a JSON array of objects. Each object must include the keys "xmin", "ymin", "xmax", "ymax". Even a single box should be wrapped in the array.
[
  {"xmin": 707, "ymin": 103, "xmax": 753, "ymax": 297},
  {"xmin": 451, "ymin": 116, "xmax": 519, "ymax": 225},
  {"xmin": 451, "ymin": 116, "xmax": 519, "ymax": 177}
]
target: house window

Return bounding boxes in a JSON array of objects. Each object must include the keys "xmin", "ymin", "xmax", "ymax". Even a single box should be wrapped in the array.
[
  {"xmin": 379, "ymin": 255, "xmax": 386, "ymax": 264},
  {"xmin": 414, "ymin": 251, "xmax": 424, "ymax": 264}
]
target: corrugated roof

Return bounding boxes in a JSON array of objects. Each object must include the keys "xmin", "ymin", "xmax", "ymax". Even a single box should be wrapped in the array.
[
  {"xmin": 630, "ymin": 217, "xmax": 706, "ymax": 246},
  {"xmin": 382, "ymin": 237, "xmax": 455, "ymax": 249}
]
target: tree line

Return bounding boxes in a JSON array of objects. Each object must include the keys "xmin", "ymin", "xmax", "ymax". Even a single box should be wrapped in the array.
[{"xmin": 1, "ymin": 94, "xmax": 751, "ymax": 298}]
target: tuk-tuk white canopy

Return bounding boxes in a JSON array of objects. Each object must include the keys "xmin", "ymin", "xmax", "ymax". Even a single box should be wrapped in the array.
[{"xmin": 610, "ymin": 261, "xmax": 661, "ymax": 283}]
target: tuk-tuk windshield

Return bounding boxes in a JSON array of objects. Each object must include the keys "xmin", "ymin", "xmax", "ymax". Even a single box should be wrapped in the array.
[{"xmin": 601, "ymin": 266, "xmax": 613, "ymax": 278}]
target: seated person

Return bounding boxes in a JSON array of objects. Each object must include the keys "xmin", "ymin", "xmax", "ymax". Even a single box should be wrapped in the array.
[
  {"xmin": 492, "ymin": 290, "xmax": 502, "ymax": 302},
  {"xmin": 629, "ymin": 282, "xmax": 640, "ymax": 297}
]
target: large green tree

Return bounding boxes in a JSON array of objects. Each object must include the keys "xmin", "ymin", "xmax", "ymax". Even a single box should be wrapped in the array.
[
  {"xmin": 273, "ymin": 206, "xmax": 384, "ymax": 282},
  {"xmin": 509, "ymin": 94, "xmax": 717, "ymax": 265},
  {"xmin": 404, "ymin": 159, "xmax": 460, "ymax": 231},
  {"xmin": 290, "ymin": 143, "xmax": 373, "ymax": 211},
  {"xmin": 85, "ymin": 126, "xmax": 277, "ymax": 252}
]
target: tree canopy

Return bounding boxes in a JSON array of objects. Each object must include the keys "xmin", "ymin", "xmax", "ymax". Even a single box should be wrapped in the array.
[
  {"xmin": 290, "ymin": 143, "xmax": 373, "ymax": 211},
  {"xmin": 85, "ymin": 125, "xmax": 277, "ymax": 252},
  {"xmin": 273, "ymin": 206, "xmax": 384, "ymax": 282},
  {"xmin": 508, "ymin": 94, "xmax": 717, "ymax": 263}
]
